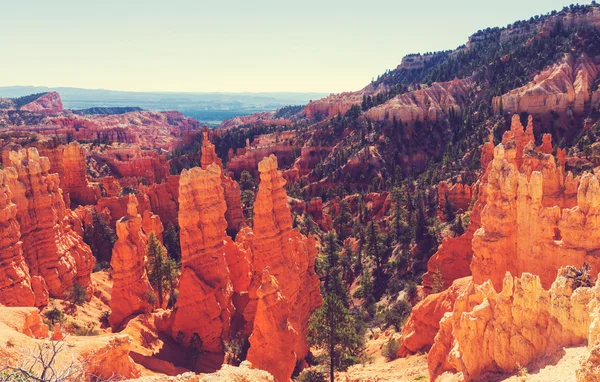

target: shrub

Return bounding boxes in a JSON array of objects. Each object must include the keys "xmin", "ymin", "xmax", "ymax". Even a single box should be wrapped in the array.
[
  {"xmin": 69, "ymin": 284, "xmax": 87, "ymax": 305},
  {"xmin": 384, "ymin": 300, "xmax": 412, "ymax": 331},
  {"xmin": 296, "ymin": 368, "xmax": 327, "ymax": 382},
  {"xmin": 223, "ymin": 334, "xmax": 248, "ymax": 366},
  {"xmin": 44, "ymin": 307, "xmax": 65, "ymax": 326},
  {"xmin": 144, "ymin": 290, "xmax": 157, "ymax": 306},
  {"xmin": 100, "ymin": 310, "xmax": 111, "ymax": 326},
  {"xmin": 382, "ymin": 338, "xmax": 400, "ymax": 361}
]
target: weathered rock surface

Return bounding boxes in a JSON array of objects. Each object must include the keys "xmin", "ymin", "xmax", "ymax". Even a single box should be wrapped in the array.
[
  {"xmin": 39, "ymin": 142, "xmax": 100, "ymax": 206},
  {"xmin": 398, "ymin": 277, "xmax": 470, "ymax": 357},
  {"xmin": 245, "ymin": 155, "xmax": 322, "ymax": 362},
  {"xmin": 82, "ymin": 335, "xmax": 141, "ymax": 380},
  {"xmin": 226, "ymin": 132, "xmax": 300, "ymax": 179},
  {"xmin": 19, "ymin": 92, "xmax": 64, "ymax": 113},
  {"xmin": 199, "ymin": 130, "xmax": 244, "ymax": 233},
  {"xmin": 0, "ymin": 168, "xmax": 35, "ymax": 306},
  {"xmin": 201, "ymin": 130, "xmax": 223, "ymax": 170},
  {"xmin": 140, "ymin": 175, "xmax": 180, "ymax": 226},
  {"xmin": 247, "ymin": 269, "xmax": 298, "ymax": 382},
  {"xmin": 437, "ymin": 181, "xmax": 472, "ymax": 222},
  {"xmin": 365, "ymin": 78, "xmax": 473, "ymax": 124},
  {"xmin": 109, "ymin": 195, "xmax": 154, "ymax": 330},
  {"xmin": 470, "ymin": 132, "xmax": 600, "ymax": 290},
  {"xmin": 6, "ymin": 148, "xmax": 95, "ymax": 301},
  {"xmin": 493, "ymin": 53, "xmax": 599, "ymax": 115},
  {"xmin": 428, "ymin": 268, "xmax": 595, "ymax": 381},
  {"xmin": 0, "ymin": 307, "xmax": 49, "ymax": 338},
  {"xmin": 172, "ymin": 164, "xmax": 234, "ymax": 352}
]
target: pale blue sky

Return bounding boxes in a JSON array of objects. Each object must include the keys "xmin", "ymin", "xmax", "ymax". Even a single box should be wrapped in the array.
[{"xmin": 0, "ymin": 0, "xmax": 581, "ymax": 93}]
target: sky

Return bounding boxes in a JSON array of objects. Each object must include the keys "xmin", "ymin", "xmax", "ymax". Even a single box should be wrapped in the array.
[{"xmin": 0, "ymin": 0, "xmax": 583, "ymax": 94}]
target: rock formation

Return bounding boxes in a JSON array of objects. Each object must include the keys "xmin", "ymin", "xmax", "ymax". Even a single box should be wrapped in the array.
[
  {"xmin": 398, "ymin": 277, "xmax": 470, "ymax": 358},
  {"xmin": 140, "ymin": 176, "xmax": 180, "ymax": 226},
  {"xmin": 5, "ymin": 148, "xmax": 95, "ymax": 301},
  {"xmin": 247, "ymin": 269, "xmax": 299, "ymax": 382},
  {"xmin": 0, "ymin": 168, "xmax": 35, "ymax": 306},
  {"xmin": 437, "ymin": 181, "xmax": 472, "ymax": 222},
  {"xmin": 364, "ymin": 78, "xmax": 473, "ymax": 124},
  {"xmin": 81, "ymin": 335, "xmax": 141, "ymax": 380},
  {"xmin": 201, "ymin": 130, "xmax": 223, "ymax": 169},
  {"xmin": 171, "ymin": 164, "xmax": 234, "ymax": 352},
  {"xmin": 39, "ymin": 142, "xmax": 100, "ymax": 206},
  {"xmin": 109, "ymin": 195, "xmax": 154, "ymax": 330},
  {"xmin": 428, "ymin": 268, "xmax": 595, "ymax": 381},
  {"xmin": 470, "ymin": 135, "xmax": 599, "ymax": 290},
  {"xmin": 19, "ymin": 92, "xmax": 64, "ymax": 113},
  {"xmin": 492, "ymin": 53, "xmax": 599, "ymax": 115},
  {"xmin": 199, "ymin": 130, "xmax": 244, "ymax": 233},
  {"xmin": 226, "ymin": 132, "xmax": 300, "ymax": 179},
  {"xmin": 245, "ymin": 155, "xmax": 322, "ymax": 362}
]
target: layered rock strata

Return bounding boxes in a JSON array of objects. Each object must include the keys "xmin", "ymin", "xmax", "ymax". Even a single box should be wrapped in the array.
[
  {"xmin": 6, "ymin": 148, "xmax": 95, "ymax": 301},
  {"xmin": 171, "ymin": 164, "xmax": 234, "ymax": 352},
  {"xmin": 0, "ymin": 168, "xmax": 35, "ymax": 306}
]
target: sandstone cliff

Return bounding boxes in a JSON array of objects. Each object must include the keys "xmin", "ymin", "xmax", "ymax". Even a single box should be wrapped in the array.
[
  {"xmin": 492, "ymin": 53, "xmax": 600, "ymax": 115},
  {"xmin": 39, "ymin": 142, "xmax": 100, "ymax": 206},
  {"xmin": 19, "ymin": 92, "xmax": 64, "ymax": 113},
  {"xmin": 364, "ymin": 78, "xmax": 473, "ymax": 125},
  {"xmin": 0, "ymin": 168, "xmax": 35, "ymax": 306},
  {"xmin": 429, "ymin": 268, "xmax": 595, "ymax": 381},
  {"xmin": 6, "ymin": 148, "xmax": 95, "ymax": 302},
  {"xmin": 200, "ymin": 130, "xmax": 244, "ymax": 233}
]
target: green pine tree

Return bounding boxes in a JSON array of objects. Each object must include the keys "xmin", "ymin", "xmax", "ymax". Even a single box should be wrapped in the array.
[{"xmin": 146, "ymin": 232, "xmax": 178, "ymax": 307}]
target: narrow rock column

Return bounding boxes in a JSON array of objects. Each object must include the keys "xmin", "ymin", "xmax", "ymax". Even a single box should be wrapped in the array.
[{"xmin": 109, "ymin": 195, "xmax": 153, "ymax": 330}]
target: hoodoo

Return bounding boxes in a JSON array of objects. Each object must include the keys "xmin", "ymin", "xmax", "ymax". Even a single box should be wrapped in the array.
[
  {"xmin": 109, "ymin": 194, "xmax": 154, "ymax": 330},
  {"xmin": 171, "ymin": 164, "xmax": 234, "ymax": 352}
]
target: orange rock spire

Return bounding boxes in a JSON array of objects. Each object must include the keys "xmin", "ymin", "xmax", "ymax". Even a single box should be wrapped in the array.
[
  {"xmin": 171, "ymin": 164, "xmax": 234, "ymax": 352},
  {"xmin": 109, "ymin": 194, "xmax": 154, "ymax": 330},
  {"xmin": 244, "ymin": 155, "xmax": 322, "ymax": 375}
]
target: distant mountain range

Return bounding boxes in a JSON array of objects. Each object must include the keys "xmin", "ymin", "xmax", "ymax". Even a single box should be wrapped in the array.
[{"xmin": 0, "ymin": 86, "xmax": 327, "ymax": 125}]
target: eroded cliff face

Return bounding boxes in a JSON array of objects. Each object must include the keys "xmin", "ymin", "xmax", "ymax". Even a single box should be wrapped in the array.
[
  {"xmin": 470, "ymin": 129, "xmax": 600, "ymax": 290},
  {"xmin": 428, "ymin": 268, "xmax": 595, "ymax": 381},
  {"xmin": 492, "ymin": 53, "xmax": 600, "ymax": 115},
  {"xmin": 39, "ymin": 142, "xmax": 100, "ymax": 206},
  {"xmin": 19, "ymin": 92, "xmax": 64, "ymax": 113},
  {"xmin": 5, "ymin": 148, "xmax": 95, "ymax": 302},
  {"xmin": 364, "ymin": 78, "xmax": 473, "ymax": 125},
  {"xmin": 109, "ymin": 195, "xmax": 154, "ymax": 330},
  {"xmin": 171, "ymin": 164, "xmax": 234, "ymax": 352},
  {"xmin": 244, "ymin": 155, "xmax": 322, "ymax": 367},
  {"xmin": 437, "ymin": 181, "xmax": 472, "ymax": 222},
  {"xmin": 0, "ymin": 168, "xmax": 35, "ymax": 306},
  {"xmin": 398, "ymin": 277, "xmax": 471, "ymax": 358},
  {"xmin": 226, "ymin": 131, "xmax": 300, "ymax": 179}
]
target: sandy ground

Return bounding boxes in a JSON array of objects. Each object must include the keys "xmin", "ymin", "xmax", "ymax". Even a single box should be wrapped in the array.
[
  {"xmin": 499, "ymin": 346, "xmax": 588, "ymax": 382},
  {"xmin": 337, "ymin": 328, "xmax": 430, "ymax": 381}
]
